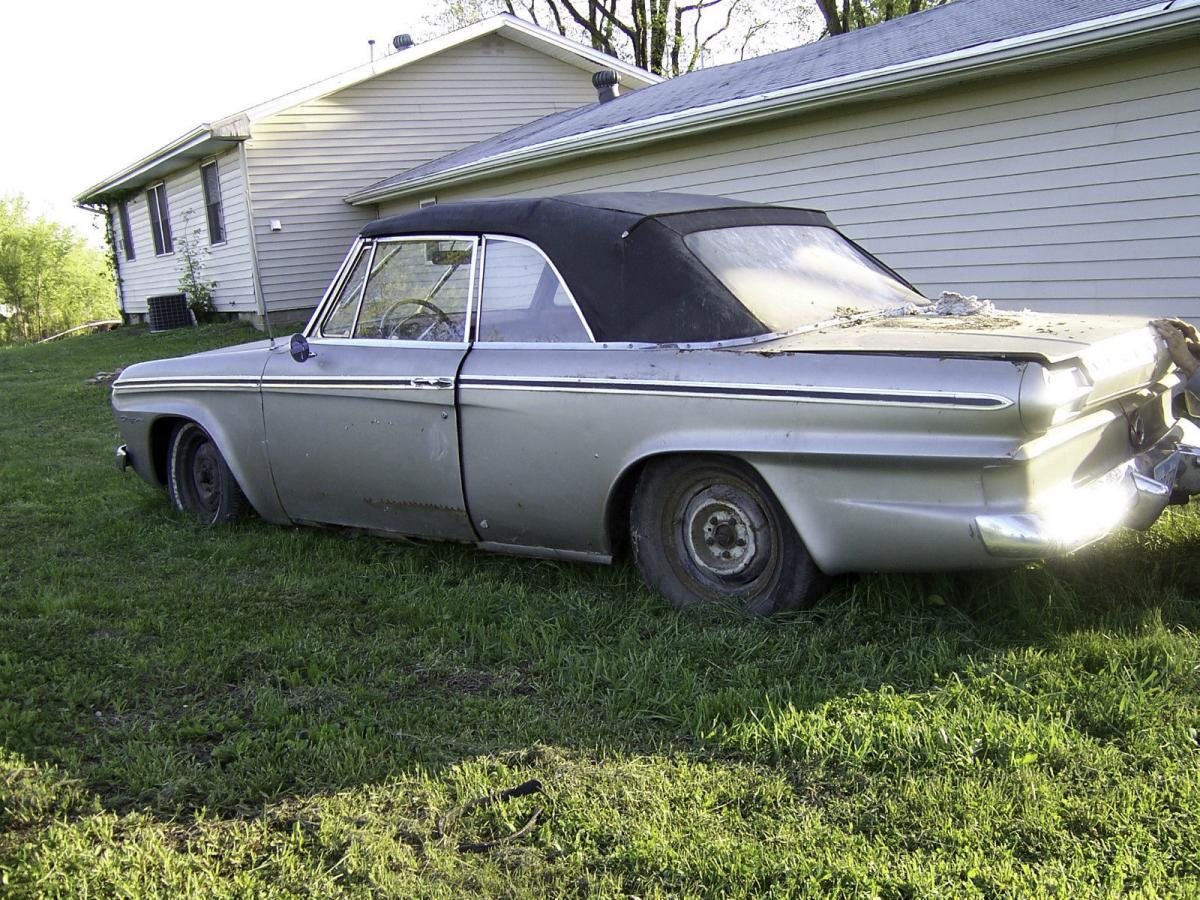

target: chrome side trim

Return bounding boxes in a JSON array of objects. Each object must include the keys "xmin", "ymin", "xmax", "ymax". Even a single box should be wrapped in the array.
[
  {"xmin": 114, "ymin": 374, "xmax": 1009, "ymax": 409},
  {"xmin": 113, "ymin": 382, "xmax": 261, "ymax": 393},
  {"xmin": 459, "ymin": 375, "xmax": 1013, "ymax": 410}
]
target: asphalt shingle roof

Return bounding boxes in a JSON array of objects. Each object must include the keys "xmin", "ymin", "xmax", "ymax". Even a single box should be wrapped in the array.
[{"xmin": 358, "ymin": 0, "xmax": 1164, "ymax": 199}]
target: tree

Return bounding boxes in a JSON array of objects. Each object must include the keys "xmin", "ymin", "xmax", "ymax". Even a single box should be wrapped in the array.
[
  {"xmin": 813, "ymin": 0, "xmax": 950, "ymax": 36},
  {"xmin": 421, "ymin": 0, "xmax": 947, "ymax": 75},
  {"xmin": 421, "ymin": 0, "xmax": 784, "ymax": 76},
  {"xmin": 0, "ymin": 196, "xmax": 117, "ymax": 343}
]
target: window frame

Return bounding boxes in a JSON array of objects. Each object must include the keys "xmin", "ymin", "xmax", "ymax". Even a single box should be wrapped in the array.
[
  {"xmin": 315, "ymin": 235, "xmax": 479, "ymax": 347},
  {"xmin": 473, "ymin": 234, "xmax": 594, "ymax": 346},
  {"xmin": 200, "ymin": 160, "xmax": 227, "ymax": 246},
  {"xmin": 116, "ymin": 199, "xmax": 135, "ymax": 260},
  {"xmin": 146, "ymin": 182, "xmax": 173, "ymax": 256}
]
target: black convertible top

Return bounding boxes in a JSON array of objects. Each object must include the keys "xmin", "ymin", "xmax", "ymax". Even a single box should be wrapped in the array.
[{"xmin": 360, "ymin": 193, "xmax": 837, "ymax": 344}]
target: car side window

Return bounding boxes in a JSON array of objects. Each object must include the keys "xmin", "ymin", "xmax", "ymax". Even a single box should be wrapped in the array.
[
  {"xmin": 321, "ymin": 249, "xmax": 371, "ymax": 338},
  {"xmin": 477, "ymin": 238, "xmax": 591, "ymax": 343},
  {"xmin": 354, "ymin": 239, "xmax": 474, "ymax": 342}
]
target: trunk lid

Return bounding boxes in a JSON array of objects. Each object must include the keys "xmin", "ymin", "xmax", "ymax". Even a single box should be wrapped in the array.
[
  {"xmin": 741, "ymin": 309, "xmax": 1172, "ymax": 416},
  {"xmin": 743, "ymin": 310, "xmax": 1156, "ymax": 365}
]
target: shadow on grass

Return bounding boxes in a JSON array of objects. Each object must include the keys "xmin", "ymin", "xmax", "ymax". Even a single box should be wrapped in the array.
[{"xmin": 4, "ymin": 496, "xmax": 1198, "ymax": 828}]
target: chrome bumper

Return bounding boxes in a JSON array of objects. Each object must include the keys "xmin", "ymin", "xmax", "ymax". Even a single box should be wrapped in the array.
[
  {"xmin": 115, "ymin": 444, "xmax": 130, "ymax": 472},
  {"xmin": 976, "ymin": 419, "xmax": 1200, "ymax": 559}
]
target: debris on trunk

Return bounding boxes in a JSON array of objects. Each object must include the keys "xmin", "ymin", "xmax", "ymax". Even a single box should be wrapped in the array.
[
  {"xmin": 887, "ymin": 292, "xmax": 1001, "ymax": 319},
  {"xmin": 930, "ymin": 292, "xmax": 998, "ymax": 317}
]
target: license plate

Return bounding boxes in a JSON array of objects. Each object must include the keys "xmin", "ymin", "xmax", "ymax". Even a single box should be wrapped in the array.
[{"xmin": 1153, "ymin": 455, "xmax": 1180, "ymax": 486}]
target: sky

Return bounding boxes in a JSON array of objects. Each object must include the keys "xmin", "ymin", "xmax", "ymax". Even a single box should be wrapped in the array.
[
  {"xmin": 3, "ymin": 0, "xmax": 810, "ymax": 246},
  {"xmin": 1, "ymin": 0, "xmax": 437, "ymax": 244}
]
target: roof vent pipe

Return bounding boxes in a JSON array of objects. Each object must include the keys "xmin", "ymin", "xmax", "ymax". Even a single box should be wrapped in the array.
[
  {"xmin": 393, "ymin": 34, "xmax": 414, "ymax": 51},
  {"xmin": 592, "ymin": 70, "xmax": 622, "ymax": 103}
]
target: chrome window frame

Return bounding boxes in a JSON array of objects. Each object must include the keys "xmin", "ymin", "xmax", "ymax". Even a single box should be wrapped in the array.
[
  {"xmin": 311, "ymin": 240, "xmax": 373, "ymax": 340},
  {"xmin": 475, "ymin": 234, "xmax": 595, "ymax": 344},
  {"xmin": 303, "ymin": 238, "xmax": 365, "ymax": 337},
  {"xmin": 308, "ymin": 235, "xmax": 479, "ymax": 348}
]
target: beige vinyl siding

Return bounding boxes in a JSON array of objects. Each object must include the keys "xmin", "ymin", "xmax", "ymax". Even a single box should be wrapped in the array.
[
  {"xmin": 246, "ymin": 34, "xmax": 601, "ymax": 313},
  {"xmin": 383, "ymin": 40, "xmax": 1200, "ymax": 320},
  {"xmin": 112, "ymin": 146, "xmax": 256, "ymax": 315}
]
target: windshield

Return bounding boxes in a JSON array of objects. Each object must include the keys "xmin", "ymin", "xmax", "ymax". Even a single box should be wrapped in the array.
[{"xmin": 685, "ymin": 224, "xmax": 927, "ymax": 334}]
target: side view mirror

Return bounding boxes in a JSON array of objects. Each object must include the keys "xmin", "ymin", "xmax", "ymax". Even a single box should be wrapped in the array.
[{"xmin": 289, "ymin": 333, "xmax": 315, "ymax": 363}]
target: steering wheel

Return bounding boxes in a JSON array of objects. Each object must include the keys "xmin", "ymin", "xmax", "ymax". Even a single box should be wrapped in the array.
[{"xmin": 376, "ymin": 297, "xmax": 454, "ymax": 340}]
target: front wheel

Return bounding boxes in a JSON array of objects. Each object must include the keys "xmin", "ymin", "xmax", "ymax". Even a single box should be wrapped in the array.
[
  {"xmin": 166, "ymin": 421, "xmax": 249, "ymax": 524},
  {"xmin": 630, "ymin": 457, "xmax": 827, "ymax": 616}
]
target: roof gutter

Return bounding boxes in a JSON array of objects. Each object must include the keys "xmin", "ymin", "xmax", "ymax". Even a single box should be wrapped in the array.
[{"xmin": 348, "ymin": 0, "xmax": 1200, "ymax": 205}]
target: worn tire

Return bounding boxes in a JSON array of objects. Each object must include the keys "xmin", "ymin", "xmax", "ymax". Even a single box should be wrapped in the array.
[
  {"xmin": 630, "ymin": 456, "xmax": 827, "ymax": 616},
  {"xmin": 166, "ymin": 421, "xmax": 249, "ymax": 525}
]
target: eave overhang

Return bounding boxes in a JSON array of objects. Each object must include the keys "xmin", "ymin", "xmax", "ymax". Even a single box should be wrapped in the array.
[{"xmin": 74, "ymin": 116, "xmax": 251, "ymax": 207}]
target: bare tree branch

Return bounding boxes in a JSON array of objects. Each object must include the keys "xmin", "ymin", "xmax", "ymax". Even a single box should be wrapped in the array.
[
  {"xmin": 738, "ymin": 16, "xmax": 770, "ymax": 59},
  {"xmin": 689, "ymin": 0, "xmax": 737, "ymax": 72},
  {"xmin": 541, "ymin": 0, "xmax": 567, "ymax": 34}
]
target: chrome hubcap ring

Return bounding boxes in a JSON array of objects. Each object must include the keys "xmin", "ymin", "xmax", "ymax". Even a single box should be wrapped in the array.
[
  {"xmin": 682, "ymin": 484, "xmax": 769, "ymax": 580},
  {"xmin": 192, "ymin": 442, "xmax": 221, "ymax": 512}
]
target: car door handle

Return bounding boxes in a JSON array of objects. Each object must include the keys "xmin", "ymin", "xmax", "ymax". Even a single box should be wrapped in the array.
[{"xmin": 411, "ymin": 376, "xmax": 454, "ymax": 388}]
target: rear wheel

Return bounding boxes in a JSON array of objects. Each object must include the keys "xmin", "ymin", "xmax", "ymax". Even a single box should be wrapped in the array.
[
  {"xmin": 166, "ymin": 421, "xmax": 248, "ymax": 524},
  {"xmin": 630, "ymin": 456, "xmax": 826, "ymax": 615}
]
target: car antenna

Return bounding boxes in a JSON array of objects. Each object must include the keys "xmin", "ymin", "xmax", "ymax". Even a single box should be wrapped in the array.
[{"xmin": 264, "ymin": 306, "xmax": 277, "ymax": 347}]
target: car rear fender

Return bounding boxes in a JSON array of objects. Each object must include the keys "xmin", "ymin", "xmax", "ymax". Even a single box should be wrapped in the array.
[
  {"xmin": 602, "ymin": 442, "xmax": 832, "ymax": 566},
  {"xmin": 603, "ymin": 437, "xmax": 995, "ymax": 575}
]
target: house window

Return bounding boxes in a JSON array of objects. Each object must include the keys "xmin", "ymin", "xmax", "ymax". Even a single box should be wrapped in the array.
[
  {"xmin": 146, "ymin": 183, "xmax": 173, "ymax": 255},
  {"xmin": 116, "ymin": 200, "xmax": 135, "ymax": 260},
  {"xmin": 200, "ymin": 161, "xmax": 226, "ymax": 245}
]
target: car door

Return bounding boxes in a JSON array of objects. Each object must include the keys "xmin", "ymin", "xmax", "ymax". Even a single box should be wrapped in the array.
[
  {"xmin": 261, "ymin": 235, "xmax": 477, "ymax": 541},
  {"xmin": 457, "ymin": 235, "xmax": 614, "ymax": 556}
]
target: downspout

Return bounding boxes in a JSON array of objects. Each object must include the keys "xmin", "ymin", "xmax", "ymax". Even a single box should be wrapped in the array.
[
  {"xmin": 104, "ymin": 204, "xmax": 128, "ymax": 320},
  {"xmin": 237, "ymin": 140, "xmax": 270, "ymax": 336},
  {"xmin": 80, "ymin": 200, "xmax": 128, "ymax": 323}
]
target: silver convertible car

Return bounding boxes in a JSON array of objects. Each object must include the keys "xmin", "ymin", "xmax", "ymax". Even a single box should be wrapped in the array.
[{"xmin": 113, "ymin": 193, "xmax": 1200, "ymax": 614}]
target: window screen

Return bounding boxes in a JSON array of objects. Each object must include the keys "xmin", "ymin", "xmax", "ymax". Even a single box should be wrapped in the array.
[
  {"xmin": 477, "ymin": 239, "xmax": 590, "ymax": 343},
  {"xmin": 146, "ymin": 184, "xmax": 173, "ymax": 255},
  {"xmin": 201, "ymin": 162, "xmax": 226, "ymax": 244}
]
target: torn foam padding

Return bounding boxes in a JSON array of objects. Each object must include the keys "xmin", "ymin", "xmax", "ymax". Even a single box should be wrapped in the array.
[{"xmin": 886, "ymin": 291, "xmax": 1000, "ymax": 318}]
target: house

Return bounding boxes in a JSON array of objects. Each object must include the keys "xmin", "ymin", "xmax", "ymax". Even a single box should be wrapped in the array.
[
  {"xmin": 74, "ymin": 16, "xmax": 657, "ymax": 326},
  {"xmin": 350, "ymin": 0, "xmax": 1200, "ymax": 321}
]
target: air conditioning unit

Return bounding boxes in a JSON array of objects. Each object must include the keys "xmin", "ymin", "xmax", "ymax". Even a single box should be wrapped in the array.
[{"xmin": 147, "ymin": 294, "xmax": 191, "ymax": 333}]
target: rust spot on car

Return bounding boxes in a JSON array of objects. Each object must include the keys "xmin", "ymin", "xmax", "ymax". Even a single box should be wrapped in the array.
[{"xmin": 362, "ymin": 496, "xmax": 464, "ymax": 514}]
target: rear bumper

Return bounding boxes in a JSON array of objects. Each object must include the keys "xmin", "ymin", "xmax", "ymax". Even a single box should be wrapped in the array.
[{"xmin": 976, "ymin": 418, "xmax": 1200, "ymax": 559}]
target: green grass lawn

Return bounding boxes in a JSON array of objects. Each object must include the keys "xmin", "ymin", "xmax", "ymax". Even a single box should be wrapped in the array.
[{"xmin": 1, "ymin": 324, "xmax": 1198, "ymax": 897}]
